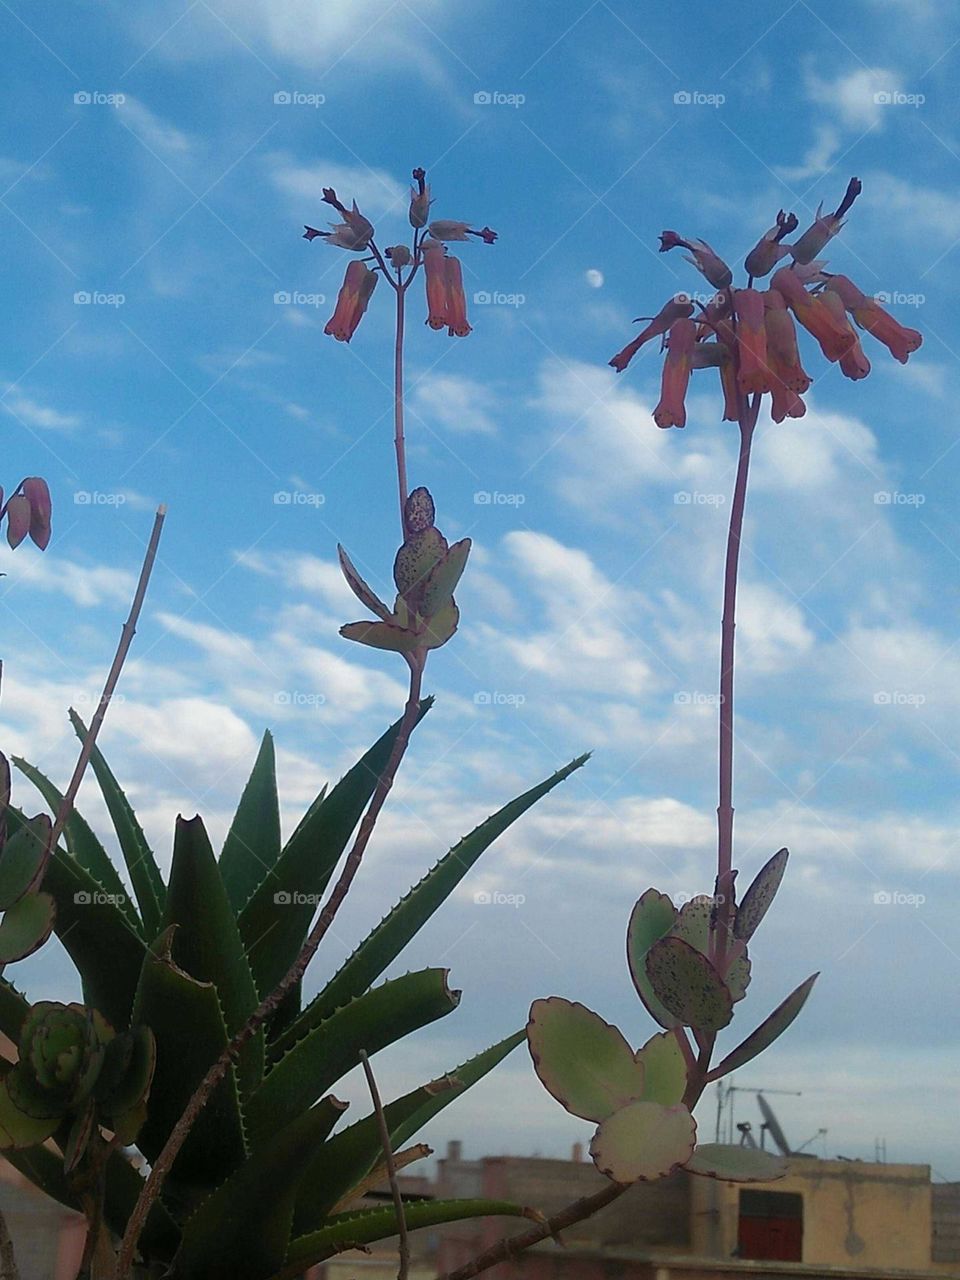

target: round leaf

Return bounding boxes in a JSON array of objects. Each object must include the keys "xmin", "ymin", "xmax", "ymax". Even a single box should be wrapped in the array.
[
  {"xmin": 527, "ymin": 998, "xmax": 645, "ymax": 1122},
  {"xmin": 0, "ymin": 1077, "xmax": 59, "ymax": 1149},
  {"xmin": 735, "ymin": 848, "xmax": 789, "ymax": 942},
  {"xmin": 686, "ymin": 1143, "xmax": 789, "ymax": 1182},
  {"xmin": 0, "ymin": 892, "xmax": 56, "ymax": 963},
  {"xmin": 674, "ymin": 898, "xmax": 751, "ymax": 1001},
  {"xmin": 421, "ymin": 539, "xmax": 471, "ymax": 619},
  {"xmin": 635, "ymin": 1031, "xmax": 687, "ymax": 1106},
  {"xmin": 0, "ymin": 818, "xmax": 50, "ymax": 910},
  {"xmin": 644, "ymin": 936, "xmax": 733, "ymax": 1032},
  {"xmin": 626, "ymin": 890, "xmax": 679, "ymax": 1029},
  {"xmin": 394, "ymin": 528, "xmax": 446, "ymax": 595},
  {"xmin": 421, "ymin": 601, "xmax": 459, "ymax": 650},
  {"xmin": 590, "ymin": 1100, "xmax": 696, "ymax": 1183}
]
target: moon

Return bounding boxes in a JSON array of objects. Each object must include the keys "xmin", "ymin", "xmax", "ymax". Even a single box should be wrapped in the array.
[{"xmin": 585, "ymin": 269, "xmax": 604, "ymax": 289}]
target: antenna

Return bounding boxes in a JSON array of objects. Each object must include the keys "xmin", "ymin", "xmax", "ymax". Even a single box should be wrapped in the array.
[
  {"xmin": 757, "ymin": 1093, "xmax": 792, "ymax": 1156},
  {"xmin": 716, "ymin": 1081, "xmax": 803, "ymax": 1145}
]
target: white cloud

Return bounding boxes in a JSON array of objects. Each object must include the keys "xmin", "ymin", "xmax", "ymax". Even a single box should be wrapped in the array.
[
  {"xmin": 267, "ymin": 153, "xmax": 407, "ymax": 218},
  {"xmin": 2, "ymin": 388, "xmax": 81, "ymax": 431},
  {"xmin": 0, "ymin": 549, "xmax": 137, "ymax": 608},
  {"xmin": 117, "ymin": 97, "xmax": 194, "ymax": 157},
  {"xmin": 806, "ymin": 66, "xmax": 902, "ymax": 132},
  {"xmin": 412, "ymin": 373, "xmax": 499, "ymax": 436}
]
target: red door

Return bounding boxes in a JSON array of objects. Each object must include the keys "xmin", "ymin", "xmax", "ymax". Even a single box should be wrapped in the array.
[{"xmin": 738, "ymin": 1190, "xmax": 803, "ymax": 1261}]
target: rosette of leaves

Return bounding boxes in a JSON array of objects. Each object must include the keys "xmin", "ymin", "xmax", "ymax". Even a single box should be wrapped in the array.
[
  {"xmin": 527, "ymin": 853, "xmax": 818, "ymax": 1185},
  {"xmin": 339, "ymin": 486, "xmax": 469, "ymax": 654},
  {"xmin": 0, "ymin": 752, "xmax": 56, "ymax": 966},
  {"xmin": 0, "ymin": 1001, "xmax": 155, "ymax": 1173},
  {"xmin": 0, "ymin": 704, "xmax": 587, "ymax": 1278}
]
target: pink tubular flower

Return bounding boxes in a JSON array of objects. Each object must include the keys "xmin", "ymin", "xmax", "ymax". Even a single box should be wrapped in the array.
[
  {"xmin": 818, "ymin": 290, "xmax": 870, "ymax": 379},
  {"xmin": 762, "ymin": 291, "xmax": 811, "ymax": 393},
  {"xmin": 791, "ymin": 178, "xmax": 862, "ymax": 265},
  {"xmin": 822, "ymin": 274, "xmax": 922, "ymax": 364},
  {"xmin": 609, "ymin": 297, "xmax": 694, "ymax": 372},
  {"xmin": 771, "ymin": 266, "xmax": 854, "ymax": 363},
  {"xmin": 653, "ymin": 318, "xmax": 696, "ymax": 429},
  {"xmin": 428, "ymin": 220, "xmax": 498, "ymax": 244},
  {"xmin": 744, "ymin": 211, "xmax": 799, "ymax": 279},
  {"xmin": 444, "ymin": 257, "xmax": 471, "ymax": 337},
  {"xmin": 409, "ymin": 167, "xmax": 431, "ymax": 228},
  {"xmin": 659, "ymin": 231, "xmax": 733, "ymax": 290},
  {"xmin": 733, "ymin": 289, "xmax": 771, "ymax": 394},
  {"xmin": 324, "ymin": 261, "xmax": 378, "ymax": 342},
  {"xmin": 422, "ymin": 240, "xmax": 450, "ymax": 329},
  {"xmin": 21, "ymin": 477, "xmax": 52, "ymax": 550}
]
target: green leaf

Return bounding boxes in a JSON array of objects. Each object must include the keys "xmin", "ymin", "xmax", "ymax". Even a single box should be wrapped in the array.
[
  {"xmin": 421, "ymin": 601, "xmax": 459, "ymax": 649},
  {"xmin": 293, "ymin": 1030, "xmax": 524, "ymax": 1233},
  {"xmin": 686, "ymin": 1143, "xmax": 789, "ymax": 1181},
  {"xmin": 626, "ymin": 890, "xmax": 679, "ymax": 1029},
  {"xmin": 527, "ymin": 999, "xmax": 644, "ymax": 1122},
  {"xmin": 394, "ymin": 527, "xmax": 446, "ymax": 595},
  {"xmin": 0, "ymin": 891, "xmax": 55, "ymax": 963},
  {"xmin": 635, "ymin": 1031, "xmax": 687, "ymax": 1106},
  {"xmin": 219, "ymin": 730, "xmax": 282, "ymax": 914},
  {"xmin": 644, "ymin": 936, "xmax": 733, "ymax": 1032},
  {"xmin": 338, "ymin": 545, "xmax": 391, "ymax": 620},
  {"xmin": 132, "ymin": 928, "xmax": 247, "ymax": 1189},
  {"xmin": 0, "ymin": 977, "xmax": 30, "ymax": 1043},
  {"xmin": 589, "ymin": 1101, "xmax": 696, "ymax": 1183},
  {"xmin": 421, "ymin": 538, "xmax": 471, "ymax": 618},
  {"xmin": 735, "ymin": 848, "xmax": 789, "ymax": 942},
  {"xmin": 246, "ymin": 968, "xmax": 459, "ymax": 1147},
  {"xmin": 708, "ymin": 973, "xmax": 819, "ymax": 1080},
  {"xmin": 175, "ymin": 1096, "xmax": 347, "ymax": 1280},
  {"xmin": 238, "ymin": 702, "xmax": 431, "ymax": 999},
  {"xmin": 12, "ymin": 755, "xmax": 141, "ymax": 933},
  {"xmin": 275, "ymin": 756, "xmax": 588, "ymax": 1057},
  {"xmin": 6, "ymin": 807, "xmax": 146, "ymax": 1029},
  {"xmin": 0, "ymin": 817, "xmax": 49, "ymax": 909},
  {"xmin": 285, "ymin": 1199, "xmax": 534, "ymax": 1275},
  {"xmin": 340, "ymin": 620, "xmax": 420, "ymax": 652},
  {"xmin": 673, "ymin": 898, "xmax": 751, "ymax": 1001},
  {"xmin": 69, "ymin": 709, "xmax": 166, "ymax": 938},
  {"xmin": 0, "ymin": 1076, "xmax": 60, "ymax": 1147},
  {"xmin": 164, "ymin": 815, "xmax": 263, "ymax": 1097}
]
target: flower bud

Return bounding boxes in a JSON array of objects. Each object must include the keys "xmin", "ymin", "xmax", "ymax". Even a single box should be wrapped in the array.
[
  {"xmin": 387, "ymin": 245, "xmax": 413, "ymax": 268},
  {"xmin": 6, "ymin": 495, "xmax": 31, "ymax": 549}
]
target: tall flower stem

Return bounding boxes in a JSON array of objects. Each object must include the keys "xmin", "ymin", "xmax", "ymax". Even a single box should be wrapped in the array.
[
  {"xmin": 394, "ymin": 279, "xmax": 409, "ymax": 530},
  {"xmin": 714, "ymin": 399, "xmax": 759, "ymax": 971}
]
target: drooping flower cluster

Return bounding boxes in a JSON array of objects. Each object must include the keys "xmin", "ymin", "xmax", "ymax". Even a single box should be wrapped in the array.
[
  {"xmin": 610, "ymin": 179, "xmax": 922, "ymax": 428},
  {"xmin": 2, "ymin": 477, "xmax": 52, "ymax": 550},
  {"xmin": 303, "ymin": 168, "xmax": 497, "ymax": 343}
]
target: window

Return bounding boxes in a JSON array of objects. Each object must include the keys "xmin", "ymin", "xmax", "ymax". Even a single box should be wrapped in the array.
[{"xmin": 738, "ymin": 1189, "xmax": 803, "ymax": 1261}]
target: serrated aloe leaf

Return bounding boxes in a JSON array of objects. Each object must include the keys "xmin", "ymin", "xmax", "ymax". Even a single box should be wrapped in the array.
[
  {"xmin": 340, "ymin": 620, "xmax": 420, "ymax": 652},
  {"xmin": 175, "ymin": 1096, "xmax": 347, "ymax": 1280},
  {"xmin": 0, "ymin": 977, "xmax": 30, "ymax": 1043},
  {"xmin": 133, "ymin": 928, "xmax": 246, "ymax": 1188},
  {"xmin": 645, "ymin": 937, "xmax": 733, "ymax": 1032},
  {"xmin": 12, "ymin": 756, "xmax": 141, "ymax": 933},
  {"xmin": 0, "ymin": 817, "xmax": 49, "ymax": 909},
  {"xmin": 590, "ymin": 1100, "xmax": 696, "ymax": 1183},
  {"xmin": 219, "ymin": 730, "xmax": 282, "ymax": 913},
  {"xmin": 338, "ymin": 545, "xmax": 391, "ymax": 620},
  {"xmin": 0, "ymin": 892, "xmax": 55, "ymax": 963},
  {"xmin": 0, "ymin": 1076, "xmax": 60, "ymax": 1148},
  {"xmin": 239, "ymin": 702, "xmax": 431, "ymax": 999},
  {"xmin": 527, "ymin": 998, "xmax": 644, "ymax": 1122},
  {"xmin": 275, "ymin": 757, "xmax": 588, "ymax": 1057},
  {"xmin": 293, "ymin": 1030, "xmax": 524, "ymax": 1233},
  {"xmin": 687, "ymin": 1143, "xmax": 789, "ymax": 1181},
  {"xmin": 635, "ymin": 1031, "xmax": 687, "ymax": 1106},
  {"xmin": 627, "ymin": 890, "xmax": 679, "ymax": 1029},
  {"xmin": 735, "ymin": 847, "xmax": 789, "ymax": 942},
  {"xmin": 708, "ymin": 973, "xmax": 819, "ymax": 1081},
  {"xmin": 421, "ymin": 538, "xmax": 471, "ymax": 618},
  {"xmin": 6, "ymin": 806, "xmax": 146, "ymax": 1028},
  {"xmin": 674, "ymin": 898, "xmax": 751, "ymax": 1002},
  {"xmin": 69, "ymin": 710, "xmax": 165, "ymax": 938},
  {"xmin": 246, "ymin": 968, "xmax": 459, "ymax": 1147},
  {"xmin": 164, "ymin": 815, "xmax": 263, "ymax": 1097},
  {"xmin": 285, "ymin": 1200, "xmax": 533, "ymax": 1275}
]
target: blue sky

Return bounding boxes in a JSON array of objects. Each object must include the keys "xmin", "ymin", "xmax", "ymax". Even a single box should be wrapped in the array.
[{"xmin": 2, "ymin": 0, "xmax": 960, "ymax": 1180}]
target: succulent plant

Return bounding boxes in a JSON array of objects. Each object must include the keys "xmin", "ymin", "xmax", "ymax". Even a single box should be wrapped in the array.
[
  {"xmin": 0, "ymin": 753, "xmax": 56, "ymax": 965},
  {"xmin": 0, "ymin": 707, "xmax": 585, "ymax": 1278}
]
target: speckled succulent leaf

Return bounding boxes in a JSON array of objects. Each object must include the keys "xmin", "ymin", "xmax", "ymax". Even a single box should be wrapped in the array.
[
  {"xmin": 673, "ymin": 898, "xmax": 751, "ymax": 1002},
  {"xmin": 644, "ymin": 936, "xmax": 734, "ymax": 1032},
  {"xmin": 394, "ymin": 526, "xmax": 447, "ymax": 596},
  {"xmin": 340, "ymin": 619, "xmax": 423, "ymax": 653},
  {"xmin": 626, "ymin": 890, "xmax": 680, "ymax": 1029},
  {"xmin": 527, "ymin": 998, "xmax": 645, "ymax": 1122},
  {"xmin": 337, "ymin": 544, "xmax": 392, "ymax": 620},
  {"xmin": 735, "ymin": 848, "xmax": 789, "ymax": 942},
  {"xmin": 0, "ymin": 815, "xmax": 51, "ymax": 909},
  {"xmin": 420, "ymin": 600, "xmax": 460, "ymax": 649},
  {"xmin": 0, "ymin": 891, "xmax": 56, "ymax": 964},
  {"xmin": 404, "ymin": 485, "xmax": 436, "ymax": 533},
  {"xmin": 0, "ymin": 1077, "xmax": 60, "ymax": 1148},
  {"xmin": 686, "ymin": 1143, "xmax": 789, "ymax": 1181},
  {"xmin": 589, "ymin": 1100, "xmax": 696, "ymax": 1183},
  {"xmin": 708, "ymin": 973, "xmax": 819, "ymax": 1080},
  {"xmin": 634, "ymin": 1031, "xmax": 687, "ymax": 1106},
  {"xmin": 421, "ymin": 538, "xmax": 471, "ymax": 618}
]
